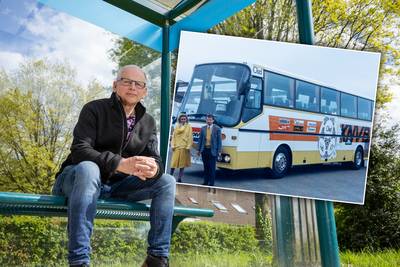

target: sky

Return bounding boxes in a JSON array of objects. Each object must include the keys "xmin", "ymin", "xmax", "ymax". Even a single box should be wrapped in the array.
[
  {"xmin": 0, "ymin": 0, "xmax": 116, "ymax": 86},
  {"xmin": 382, "ymin": 75, "xmax": 400, "ymax": 126}
]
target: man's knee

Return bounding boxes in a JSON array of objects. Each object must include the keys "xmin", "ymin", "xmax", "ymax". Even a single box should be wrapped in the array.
[
  {"xmin": 74, "ymin": 161, "xmax": 101, "ymax": 190},
  {"xmin": 157, "ymin": 174, "xmax": 176, "ymax": 193}
]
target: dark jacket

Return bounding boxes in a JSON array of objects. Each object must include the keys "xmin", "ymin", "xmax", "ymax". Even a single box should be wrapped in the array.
[
  {"xmin": 57, "ymin": 92, "xmax": 163, "ymax": 183},
  {"xmin": 197, "ymin": 124, "xmax": 222, "ymax": 157}
]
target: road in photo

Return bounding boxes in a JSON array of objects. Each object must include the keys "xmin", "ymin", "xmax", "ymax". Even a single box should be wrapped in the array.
[{"xmin": 169, "ymin": 162, "xmax": 366, "ymax": 204}]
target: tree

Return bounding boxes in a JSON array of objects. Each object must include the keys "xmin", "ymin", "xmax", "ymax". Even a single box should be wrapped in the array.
[
  {"xmin": 212, "ymin": 0, "xmax": 400, "ymax": 107},
  {"xmin": 0, "ymin": 59, "xmax": 106, "ymax": 193},
  {"xmin": 213, "ymin": 0, "xmax": 298, "ymax": 41},
  {"xmin": 108, "ymin": 38, "xmax": 160, "ymax": 70}
]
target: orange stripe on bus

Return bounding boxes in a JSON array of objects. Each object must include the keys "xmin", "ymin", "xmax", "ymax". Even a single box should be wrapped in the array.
[{"xmin": 269, "ymin": 115, "xmax": 321, "ymax": 141}]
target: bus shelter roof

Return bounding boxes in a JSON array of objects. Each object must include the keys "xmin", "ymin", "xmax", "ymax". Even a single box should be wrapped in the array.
[{"xmin": 37, "ymin": 0, "xmax": 255, "ymax": 52}]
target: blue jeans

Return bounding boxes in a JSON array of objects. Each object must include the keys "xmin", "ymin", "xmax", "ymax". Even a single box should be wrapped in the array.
[{"xmin": 52, "ymin": 161, "xmax": 176, "ymax": 265}]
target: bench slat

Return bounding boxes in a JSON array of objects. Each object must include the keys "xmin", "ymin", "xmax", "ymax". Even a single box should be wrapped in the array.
[{"xmin": 0, "ymin": 192, "xmax": 214, "ymax": 219}]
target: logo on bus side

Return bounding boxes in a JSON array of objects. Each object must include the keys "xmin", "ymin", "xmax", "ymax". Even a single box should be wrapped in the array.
[
  {"xmin": 340, "ymin": 124, "xmax": 370, "ymax": 143},
  {"xmin": 252, "ymin": 65, "xmax": 263, "ymax": 76},
  {"xmin": 319, "ymin": 116, "xmax": 341, "ymax": 160}
]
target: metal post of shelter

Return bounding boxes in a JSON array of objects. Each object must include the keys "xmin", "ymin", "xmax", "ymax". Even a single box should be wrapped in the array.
[
  {"xmin": 295, "ymin": 1, "xmax": 340, "ymax": 266},
  {"xmin": 161, "ymin": 20, "xmax": 171, "ymax": 164},
  {"xmin": 315, "ymin": 201, "xmax": 340, "ymax": 267},
  {"xmin": 272, "ymin": 196, "xmax": 295, "ymax": 267}
]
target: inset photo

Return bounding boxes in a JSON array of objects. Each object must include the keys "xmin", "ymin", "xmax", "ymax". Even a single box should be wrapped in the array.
[{"xmin": 167, "ymin": 31, "xmax": 380, "ymax": 204}]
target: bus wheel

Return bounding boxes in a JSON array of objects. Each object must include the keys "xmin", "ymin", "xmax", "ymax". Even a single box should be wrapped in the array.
[
  {"xmin": 352, "ymin": 146, "xmax": 364, "ymax": 170},
  {"xmin": 271, "ymin": 146, "xmax": 291, "ymax": 178}
]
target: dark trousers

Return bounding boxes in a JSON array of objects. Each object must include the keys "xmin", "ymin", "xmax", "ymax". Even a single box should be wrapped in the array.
[{"xmin": 201, "ymin": 148, "xmax": 216, "ymax": 186}]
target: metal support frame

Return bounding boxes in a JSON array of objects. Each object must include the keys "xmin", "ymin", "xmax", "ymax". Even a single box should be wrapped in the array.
[
  {"xmin": 171, "ymin": 216, "xmax": 186, "ymax": 234},
  {"xmin": 274, "ymin": 1, "xmax": 340, "ymax": 266},
  {"xmin": 273, "ymin": 196, "xmax": 295, "ymax": 267},
  {"xmin": 295, "ymin": 0, "xmax": 315, "ymax": 45},
  {"xmin": 160, "ymin": 21, "xmax": 171, "ymax": 164},
  {"xmin": 315, "ymin": 200, "xmax": 340, "ymax": 267},
  {"xmin": 288, "ymin": 1, "xmax": 340, "ymax": 266},
  {"xmin": 104, "ymin": 0, "xmax": 166, "ymax": 26},
  {"xmin": 167, "ymin": 0, "xmax": 203, "ymax": 20}
]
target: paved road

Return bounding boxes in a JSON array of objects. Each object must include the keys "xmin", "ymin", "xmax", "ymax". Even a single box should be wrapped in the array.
[{"xmin": 169, "ymin": 163, "xmax": 367, "ymax": 204}]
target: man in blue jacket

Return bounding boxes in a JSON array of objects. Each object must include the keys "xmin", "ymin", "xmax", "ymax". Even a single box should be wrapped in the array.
[
  {"xmin": 197, "ymin": 114, "xmax": 222, "ymax": 186},
  {"xmin": 52, "ymin": 65, "xmax": 174, "ymax": 267}
]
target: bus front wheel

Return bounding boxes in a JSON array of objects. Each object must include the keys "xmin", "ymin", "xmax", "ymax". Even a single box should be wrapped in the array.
[{"xmin": 271, "ymin": 146, "xmax": 291, "ymax": 178}]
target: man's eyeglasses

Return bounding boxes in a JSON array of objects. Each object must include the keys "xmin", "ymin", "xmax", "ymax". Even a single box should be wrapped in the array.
[{"xmin": 118, "ymin": 78, "xmax": 146, "ymax": 89}]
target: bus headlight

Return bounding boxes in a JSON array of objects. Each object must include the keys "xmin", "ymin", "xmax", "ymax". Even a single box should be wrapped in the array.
[
  {"xmin": 218, "ymin": 153, "xmax": 231, "ymax": 163},
  {"xmin": 224, "ymin": 155, "xmax": 231, "ymax": 163}
]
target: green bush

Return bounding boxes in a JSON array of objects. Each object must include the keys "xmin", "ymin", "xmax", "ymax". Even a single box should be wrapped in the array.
[
  {"xmin": 0, "ymin": 216, "xmax": 263, "ymax": 266},
  {"xmin": 172, "ymin": 221, "xmax": 259, "ymax": 254},
  {"xmin": 336, "ymin": 124, "xmax": 400, "ymax": 251},
  {"xmin": 0, "ymin": 216, "xmax": 67, "ymax": 266},
  {"xmin": 0, "ymin": 216, "xmax": 147, "ymax": 266}
]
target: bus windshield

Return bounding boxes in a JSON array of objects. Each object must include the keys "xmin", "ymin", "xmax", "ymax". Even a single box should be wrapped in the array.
[{"xmin": 179, "ymin": 63, "xmax": 250, "ymax": 127}]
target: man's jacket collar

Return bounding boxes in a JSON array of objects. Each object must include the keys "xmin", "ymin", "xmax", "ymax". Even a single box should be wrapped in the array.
[{"xmin": 110, "ymin": 92, "xmax": 146, "ymax": 120}]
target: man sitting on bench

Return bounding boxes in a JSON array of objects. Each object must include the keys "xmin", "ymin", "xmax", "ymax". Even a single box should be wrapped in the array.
[{"xmin": 52, "ymin": 65, "xmax": 175, "ymax": 267}]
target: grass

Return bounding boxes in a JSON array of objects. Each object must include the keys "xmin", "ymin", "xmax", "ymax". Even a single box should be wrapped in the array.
[
  {"xmin": 93, "ymin": 252, "xmax": 273, "ymax": 267},
  {"xmin": 171, "ymin": 252, "xmax": 273, "ymax": 267},
  {"xmin": 16, "ymin": 250, "xmax": 400, "ymax": 266},
  {"xmin": 93, "ymin": 250, "xmax": 400, "ymax": 267},
  {"xmin": 340, "ymin": 250, "xmax": 400, "ymax": 267}
]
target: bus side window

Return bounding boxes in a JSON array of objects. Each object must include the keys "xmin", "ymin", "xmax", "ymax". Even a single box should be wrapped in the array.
[
  {"xmin": 321, "ymin": 87, "xmax": 340, "ymax": 115},
  {"xmin": 295, "ymin": 81, "xmax": 319, "ymax": 112},
  {"xmin": 341, "ymin": 92, "xmax": 357, "ymax": 118},
  {"xmin": 358, "ymin": 97, "xmax": 372, "ymax": 121},
  {"xmin": 264, "ymin": 72, "xmax": 294, "ymax": 108}
]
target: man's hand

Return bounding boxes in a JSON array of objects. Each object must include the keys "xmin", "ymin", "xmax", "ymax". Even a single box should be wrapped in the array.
[
  {"xmin": 132, "ymin": 156, "xmax": 158, "ymax": 180},
  {"xmin": 116, "ymin": 156, "xmax": 158, "ymax": 180},
  {"xmin": 116, "ymin": 157, "xmax": 137, "ymax": 176}
]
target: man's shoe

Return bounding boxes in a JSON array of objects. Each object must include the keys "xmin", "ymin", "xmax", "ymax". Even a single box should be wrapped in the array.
[
  {"xmin": 202, "ymin": 182, "xmax": 208, "ymax": 185},
  {"xmin": 141, "ymin": 254, "xmax": 169, "ymax": 267}
]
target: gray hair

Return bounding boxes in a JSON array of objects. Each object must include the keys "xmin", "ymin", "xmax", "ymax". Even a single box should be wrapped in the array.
[{"xmin": 116, "ymin": 65, "xmax": 148, "ymax": 81}]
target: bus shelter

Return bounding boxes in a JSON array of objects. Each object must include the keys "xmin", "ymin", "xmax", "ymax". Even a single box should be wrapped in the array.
[{"xmin": 37, "ymin": 1, "xmax": 340, "ymax": 266}]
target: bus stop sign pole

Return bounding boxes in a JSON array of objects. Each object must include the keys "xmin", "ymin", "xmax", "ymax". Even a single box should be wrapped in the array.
[{"xmin": 295, "ymin": 1, "xmax": 341, "ymax": 266}]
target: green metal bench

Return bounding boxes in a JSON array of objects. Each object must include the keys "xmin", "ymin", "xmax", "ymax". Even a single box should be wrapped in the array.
[{"xmin": 0, "ymin": 192, "xmax": 214, "ymax": 233}]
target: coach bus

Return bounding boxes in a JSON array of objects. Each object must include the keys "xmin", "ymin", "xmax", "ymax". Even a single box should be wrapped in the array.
[{"xmin": 177, "ymin": 62, "xmax": 374, "ymax": 178}]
